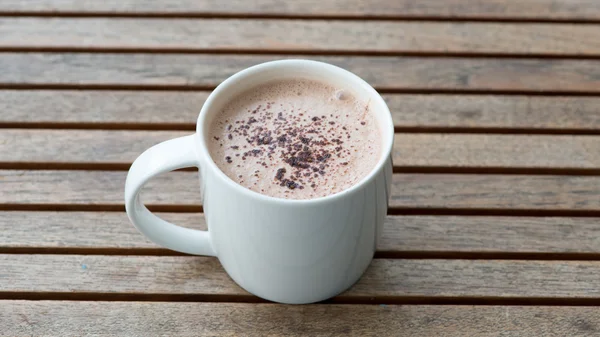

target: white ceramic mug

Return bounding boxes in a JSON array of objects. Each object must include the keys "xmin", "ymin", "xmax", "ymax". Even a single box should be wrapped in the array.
[{"xmin": 125, "ymin": 59, "xmax": 394, "ymax": 304}]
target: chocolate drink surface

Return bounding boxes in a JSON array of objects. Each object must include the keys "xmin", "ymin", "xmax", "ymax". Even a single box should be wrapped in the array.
[{"xmin": 208, "ymin": 79, "xmax": 381, "ymax": 200}]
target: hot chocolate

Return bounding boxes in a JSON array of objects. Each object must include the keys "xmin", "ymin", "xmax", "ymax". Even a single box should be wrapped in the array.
[{"xmin": 208, "ymin": 79, "xmax": 381, "ymax": 199}]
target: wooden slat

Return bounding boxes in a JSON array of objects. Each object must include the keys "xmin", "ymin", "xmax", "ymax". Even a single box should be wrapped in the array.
[
  {"xmin": 0, "ymin": 170, "xmax": 201, "ymax": 206},
  {"xmin": 0, "ymin": 91, "xmax": 205, "ymax": 126},
  {"xmin": 2, "ymin": 254, "xmax": 600, "ymax": 299},
  {"xmin": 1, "ymin": 170, "xmax": 598, "ymax": 211},
  {"xmin": 392, "ymin": 134, "xmax": 600, "ymax": 169},
  {"xmin": 377, "ymin": 216, "xmax": 600, "ymax": 254},
  {"xmin": 3, "ymin": 129, "xmax": 600, "ymax": 170},
  {"xmin": 389, "ymin": 174, "xmax": 599, "ymax": 211},
  {"xmin": 2, "ymin": 18, "xmax": 600, "ymax": 55},
  {"xmin": 2, "ymin": 211, "xmax": 600, "ymax": 254},
  {"xmin": 2, "ymin": 302, "xmax": 599, "ymax": 336},
  {"xmin": 385, "ymin": 95, "xmax": 600, "ymax": 131},
  {"xmin": 2, "ymin": 91, "xmax": 600, "ymax": 131},
  {"xmin": 2, "ymin": 53, "xmax": 600, "ymax": 93},
  {"xmin": 0, "ymin": 0, "xmax": 598, "ymax": 21}
]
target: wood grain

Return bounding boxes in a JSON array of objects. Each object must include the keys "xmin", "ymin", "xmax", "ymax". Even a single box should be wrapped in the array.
[
  {"xmin": 2, "ymin": 18, "xmax": 600, "ymax": 55},
  {"xmin": 3, "ymin": 129, "xmax": 600, "ymax": 170},
  {"xmin": 392, "ymin": 134, "xmax": 600, "ymax": 169},
  {"xmin": 1, "ymin": 0, "xmax": 598, "ymax": 21},
  {"xmin": 2, "ymin": 91, "xmax": 600, "ymax": 131},
  {"xmin": 2, "ymin": 53, "xmax": 600, "ymax": 93},
  {"xmin": 385, "ymin": 95, "xmax": 600, "ymax": 131},
  {"xmin": 2, "ymin": 301, "xmax": 599, "ymax": 336},
  {"xmin": 1, "ymin": 1, "xmax": 597, "ymax": 333},
  {"xmin": 389, "ymin": 174, "xmax": 599, "ymax": 211},
  {"xmin": 2, "ymin": 254, "xmax": 600, "ymax": 299},
  {"xmin": 2, "ymin": 211, "xmax": 600, "ymax": 254},
  {"xmin": 1, "ymin": 170, "xmax": 598, "ymax": 211},
  {"xmin": 0, "ymin": 91, "xmax": 206, "ymax": 126}
]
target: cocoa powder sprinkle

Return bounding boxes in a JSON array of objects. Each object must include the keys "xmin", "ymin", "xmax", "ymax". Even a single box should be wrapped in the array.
[{"xmin": 209, "ymin": 80, "xmax": 379, "ymax": 199}]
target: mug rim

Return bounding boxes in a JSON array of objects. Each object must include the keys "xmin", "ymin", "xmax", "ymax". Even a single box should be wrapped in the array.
[{"xmin": 196, "ymin": 59, "xmax": 394, "ymax": 205}]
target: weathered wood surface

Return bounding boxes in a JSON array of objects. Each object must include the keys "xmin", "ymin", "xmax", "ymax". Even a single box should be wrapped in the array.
[
  {"xmin": 0, "ymin": 91, "xmax": 207, "ymax": 126},
  {"xmin": 3, "ymin": 53, "xmax": 600, "ymax": 93},
  {"xmin": 2, "ymin": 91, "xmax": 600, "ymax": 131},
  {"xmin": 3, "ymin": 129, "xmax": 600, "ymax": 169},
  {"xmin": 2, "ymin": 18, "xmax": 599, "ymax": 55},
  {"xmin": 2, "ymin": 301, "xmax": 599, "ymax": 336},
  {"xmin": 1, "ymin": 0, "xmax": 598, "ymax": 21},
  {"xmin": 1, "ymin": 170, "xmax": 599, "ymax": 210},
  {"xmin": 1, "ymin": 0, "xmax": 599, "ymax": 335},
  {"xmin": 1, "ymin": 254, "xmax": 599, "ymax": 299},
  {"xmin": 2, "ymin": 211, "xmax": 600, "ymax": 254}
]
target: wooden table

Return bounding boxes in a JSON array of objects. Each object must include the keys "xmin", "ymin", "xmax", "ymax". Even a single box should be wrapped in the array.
[{"xmin": 1, "ymin": 1, "xmax": 600, "ymax": 335}]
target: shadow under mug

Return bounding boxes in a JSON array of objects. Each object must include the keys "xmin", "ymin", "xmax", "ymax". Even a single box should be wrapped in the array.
[{"xmin": 125, "ymin": 59, "xmax": 394, "ymax": 304}]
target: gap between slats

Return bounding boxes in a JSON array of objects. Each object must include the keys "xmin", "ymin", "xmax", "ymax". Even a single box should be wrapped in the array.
[
  {"xmin": 1, "ymin": 205, "xmax": 600, "ymax": 217},
  {"xmin": 3, "ymin": 85, "xmax": 600, "ymax": 96},
  {"xmin": 4, "ymin": 122, "xmax": 600, "ymax": 135},
  {"xmin": 4, "ymin": 163, "xmax": 600, "ymax": 176},
  {"xmin": 3, "ymin": 247, "xmax": 600, "ymax": 261},
  {"xmin": 3, "ymin": 48, "xmax": 600, "ymax": 60},
  {"xmin": 0, "ymin": 12, "xmax": 600, "ymax": 24},
  {"xmin": 1, "ymin": 292, "xmax": 600, "ymax": 306}
]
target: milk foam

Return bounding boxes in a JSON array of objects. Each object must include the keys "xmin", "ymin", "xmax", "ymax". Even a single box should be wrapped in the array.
[{"xmin": 208, "ymin": 79, "xmax": 381, "ymax": 200}]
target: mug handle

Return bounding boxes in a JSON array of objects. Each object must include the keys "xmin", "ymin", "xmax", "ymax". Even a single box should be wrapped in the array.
[{"xmin": 125, "ymin": 134, "xmax": 216, "ymax": 256}]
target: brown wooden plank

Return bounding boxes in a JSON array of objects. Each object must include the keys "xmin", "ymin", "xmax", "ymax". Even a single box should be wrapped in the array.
[
  {"xmin": 392, "ymin": 134, "xmax": 600, "ymax": 169},
  {"xmin": 386, "ymin": 95, "xmax": 600, "ymax": 131},
  {"xmin": 377, "ymin": 216, "xmax": 600, "ymax": 254},
  {"xmin": 2, "ymin": 301, "xmax": 599, "ymax": 336},
  {"xmin": 3, "ymin": 129, "xmax": 600, "ymax": 169},
  {"xmin": 2, "ymin": 91, "xmax": 600, "ymax": 131},
  {"xmin": 2, "ymin": 53, "xmax": 600, "ymax": 93},
  {"xmin": 0, "ymin": 91, "xmax": 205, "ymax": 126},
  {"xmin": 2, "ymin": 254, "xmax": 600, "ymax": 299},
  {"xmin": 1, "ymin": 0, "xmax": 598, "ymax": 21},
  {"xmin": 2, "ymin": 211, "xmax": 600, "ymax": 254},
  {"xmin": 2, "ymin": 18, "xmax": 599, "ymax": 55},
  {"xmin": 1, "ymin": 170, "xmax": 598, "ymax": 211},
  {"xmin": 389, "ymin": 174, "xmax": 599, "ymax": 211},
  {"xmin": 0, "ymin": 170, "xmax": 202, "ymax": 206}
]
